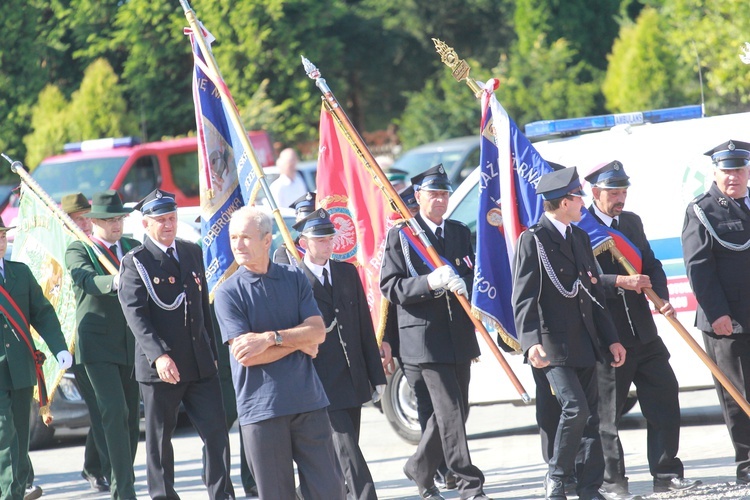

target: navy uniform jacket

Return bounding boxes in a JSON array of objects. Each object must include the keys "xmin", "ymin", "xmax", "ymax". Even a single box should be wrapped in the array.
[
  {"xmin": 119, "ymin": 237, "xmax": 218, "ymax": 383},
  {"xmin": 682, "ymin": 182, "xmax": 750, "ymax": 334},
  {"xmin": 300, "ymin": 260, "xmax": 386, "ymax": 411},
  {"xmin": 379, "ymin": 214, "xmax": 480, "ymax": 365},
  {"xmin": 512, "ymin": 215, "xmax": 619, "ymax": 366},
  {"xmin": 588, "ymin": 207, "xmax": 667, "ymax": 347},
  {"xmin": 66, "ymin": 238, "xmax": 139, "ymax": 365},
  {"xmin": 0, "ymin": 261, "xmax": 67, "ymax": 390}
]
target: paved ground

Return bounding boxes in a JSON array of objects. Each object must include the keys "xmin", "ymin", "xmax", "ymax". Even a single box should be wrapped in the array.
[{"xmin": 30, "ymin": 388, "xmax": 750, "ymax": 499}]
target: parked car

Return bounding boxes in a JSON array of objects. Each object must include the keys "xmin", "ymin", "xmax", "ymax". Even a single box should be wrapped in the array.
[
  {"xmin": 28, "ymin": 373, "xmax": 91, "ymax": 449},
  {"xmin": 390, "ymin": 136, "xmax": 479, "ymax": 187},
  {"xmin": 380, "ymin": 109, "xmax": 750, "ymax": 444}
]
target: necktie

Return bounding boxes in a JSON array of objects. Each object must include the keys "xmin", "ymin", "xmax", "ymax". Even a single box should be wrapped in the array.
[
  {"xmin": 166, "ymin": 247, "xmax": 180, "ymax": 270},
  {"xmin": 109, "ymin": 244, "xmax": 119, "ymax": 259},
  {"xmin": 610, "ymin": 218, "xmax": 619, "ymax": 230},
  {"xmin": 565, "ymin": 226, "xmax": 572, "ymax": 240},
  {"xmin": 322, "ymin": 268, "xmax": 333, "ymax": 296},
  {"xmin": 435, "ymin": 226, "xmax": 445, "ymax": 252},
  {"xmin": 736, "ymin": 198, "xmax": 750, "ymax": 216},
  {"xmin": 0, "ymin": 268, "xmax": 4, "ymax": 287}
]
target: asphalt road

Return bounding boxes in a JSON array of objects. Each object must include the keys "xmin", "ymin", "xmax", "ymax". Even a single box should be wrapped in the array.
[{"xmin": 29, "ymin": 388, "xmax": 750, "ymax": 499}]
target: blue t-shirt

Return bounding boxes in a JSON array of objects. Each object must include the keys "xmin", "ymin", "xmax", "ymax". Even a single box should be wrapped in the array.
[{"xmin": 214, "ymin": 263, "xmax": 329, "ymax": 425}]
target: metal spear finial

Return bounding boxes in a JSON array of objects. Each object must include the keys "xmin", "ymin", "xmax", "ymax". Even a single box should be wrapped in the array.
[{"xmin": 301, "ymin": 55, "xmax": 331, "ymax": 95}]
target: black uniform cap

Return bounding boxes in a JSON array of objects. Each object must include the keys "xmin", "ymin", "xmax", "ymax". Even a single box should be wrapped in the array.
[
  {"xmin": 292, "ymin": 208, "xmax": 336, "ymax": 237},
  {"xmin": 536, "ymin": 166, "xmax": 582, "ymax": 201},
  {"xmin": 584, "ymin": 160, "xmax": 631, "ymax": 188},
  {"xmin": 704, "ymin": 140, "xmax": 750, "ymax": 169},
  {"xmin": 411, "ymin": 164, "xmax": 452, "ymax": 192}
]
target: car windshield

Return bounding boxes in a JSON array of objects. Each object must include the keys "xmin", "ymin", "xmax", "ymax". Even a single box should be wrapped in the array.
[
  {"xmin": 32, "ymin": 156, "xmax": 128, "ymax": 203},
  {"xmin": 392, "ymin": 149, "xmax": 470, "ymax": 177}
]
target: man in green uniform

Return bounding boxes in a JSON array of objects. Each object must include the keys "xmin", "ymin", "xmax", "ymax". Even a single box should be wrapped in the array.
[
  {"xmin": 0, "ymin": 217, "xmax": 72, "ymax": 499},
  {"xmin": 65, "ymin": 191, "xmax": 140, "ymax": 500}
]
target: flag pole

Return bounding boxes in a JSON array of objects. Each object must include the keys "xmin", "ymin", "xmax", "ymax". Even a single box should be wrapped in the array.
[
  {"xmin": 179, "ymin": 0, "xmax": 301, "ymax": 263},
  {"xmin": 302, "ymin": 57, "xmax": 530, "ymax": 403},
  {"xmin": 431, "ymin": 39, "xmax": 750, "ymax": 416},
  {"xmin": 1, "ymin": 154, "xmax": 118, "ymax": 275},
  {"xmin": 609, "ymin": 246, "xmax": 750, "ymax": 418}
]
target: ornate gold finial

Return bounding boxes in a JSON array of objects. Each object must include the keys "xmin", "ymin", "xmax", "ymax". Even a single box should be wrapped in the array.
[{"xmin": 432, "ymin": 38, "xmax": 481, "ymax": 95}]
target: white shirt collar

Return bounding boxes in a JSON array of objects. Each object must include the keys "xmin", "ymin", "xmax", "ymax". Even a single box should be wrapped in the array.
[
  {"xmin": 592, "ymin": 203, "xmax": 618, "ymax": 228},
  {"xmin": 149, "ymin": 236, "xmax": 177, "ymax": 257},
  {"xmin": 420, "ymin": 215, "xmax": 444, "ymax": 238},
  {"xmin": 303, "ymin": 254, "xmax": 331, "ymax": 285},
  {"xmin": 544, "ymin": 212, "xmax": 570, "ymax": 239}
]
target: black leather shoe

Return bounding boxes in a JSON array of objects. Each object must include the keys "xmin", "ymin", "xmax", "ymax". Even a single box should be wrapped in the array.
[
  {"xmin": 24, "ymin": 485, "xmax": 43, "ymax": 500},
  {"xmin": 738, "ymin": 469, "xmax": 750, "ymax": 484},
  {"xmin": 543, "ymin": 473, "xmax": 566, "ymax": 500},
  {"xmin": 652, "ymin": 476, "xmax": 701, "ymax": 492},
  {"xmin": 81, "ymin": 471, "xmax": 110, "ymax": 492},
  {"xmin": 434, "ymin": 470, "xmax": 458, "ymax": 490},
  {"xmin": 404, "ymin": 466, "xmax": 445, "ymax": 499},
  {"xmin": 599, "ymin": 479, "xmax": 643, "ymax": 500}
]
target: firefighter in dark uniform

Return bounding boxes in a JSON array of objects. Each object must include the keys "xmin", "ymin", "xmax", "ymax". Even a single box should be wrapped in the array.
[
  {"xmin": 512, "ymin": 166, "xmax": 625, "ymax": 500},
  {"xmin": 585, "ymin": 161, "xmax": 700, "ymax": 497},
  {"xmin": 273, "ymin": 191, "xmax": 316, "ymax": 266},
  {"xmin": 380, "ymin": 164, "xmax": 488, "ymax": 500},
  {"xmin": 294, "ymin": 208, "xmax": 387, "ymax": 500},
  {"xmin": 118, "ymin": 189, "xmax": 234, "ymax": 500},
  {"xmin": 682, "ymin": 139, "xmax": 750, "ymax": 485}
]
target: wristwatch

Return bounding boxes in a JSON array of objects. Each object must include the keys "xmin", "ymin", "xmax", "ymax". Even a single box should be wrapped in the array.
[{"xmin": 274, "ymin": 331, "xmax": 283, "ymax": 346}]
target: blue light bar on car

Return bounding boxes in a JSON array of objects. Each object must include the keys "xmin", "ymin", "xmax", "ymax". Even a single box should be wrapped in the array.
[
  {"xmin": 525, "ymin": 105, "xmax": 703, "ymax": 140},
  {"xmin": 63, "ymin": 136, "xmax": 141, "ymax": 153}
]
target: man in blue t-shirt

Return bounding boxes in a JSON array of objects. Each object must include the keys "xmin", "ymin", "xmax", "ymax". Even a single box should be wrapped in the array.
[{"xmin": 214, "ymin": 206, "xmax": 346, "ymax": 500}]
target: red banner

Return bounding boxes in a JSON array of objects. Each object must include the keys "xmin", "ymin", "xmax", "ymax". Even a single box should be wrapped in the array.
[{"xmin": 316, "ymin": 104, "xmax": 395, "ymax": 339}]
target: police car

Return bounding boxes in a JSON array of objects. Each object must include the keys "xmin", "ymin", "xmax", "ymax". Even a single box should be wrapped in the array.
[{"xmin": 381, "ymin": 106, "xmax": 750, "ymax": 443}]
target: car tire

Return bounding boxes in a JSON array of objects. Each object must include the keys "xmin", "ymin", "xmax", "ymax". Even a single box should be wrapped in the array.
[
  {"xmin": 381, "ymin": 365, "xmax": 422, "ymax": 445},
  {"xmin": 28, "ymin": 406, "xmax": 55, "ymax": 450}
]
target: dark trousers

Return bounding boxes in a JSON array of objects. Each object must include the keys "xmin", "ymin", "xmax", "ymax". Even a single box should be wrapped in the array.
[
  {"xmin": 597, "ymin": 337, "xmax": 683, "ymax": 482},
  {"xmin": 544, "ymin": 365, "xmax": 604, "ymax": 497},
  {"xmin": 240, "ymin": 408, "xmax": 346, "ymax": 500},
  {"xmin": 533, "ymin": 366, "xmax": 562, "ymax": 464},
  {"xmin": 72, "ymin": 363, "xmax": 109, "ymax": 479},
  {"xmin": 0, "ymin": 386, "xmax": 33, "ymax": 499},
  {"xmin": 140, "ymin": 375, "xmax": 233, "ymax": 500},
  {"xmin": 402, "ymin": 362, "xmax": 484, "ymax": 498},
  {"xmin": 329, "ymin": 407, "xmax": 377, "ymax": 500},
  {"xmin": 399, "ymin": 359, "xmax": 450, "ymax": 478},
  {"xmin": 703, "ymin": 332, "xmax": 750, "ymax": 474},
  {"xmin": 86, "ymin": 362, "xmax": 141, "ymax": 499}
]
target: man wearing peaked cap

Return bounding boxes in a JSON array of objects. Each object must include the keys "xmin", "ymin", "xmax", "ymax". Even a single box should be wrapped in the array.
[
  {"xmin": 512, "ymin": 165, "xmax": 625, "ymax": 500},
  {"xmin": 273, "ymin": 192, "xmax": 318, "ymax": 267},
  {"xmin": 294, "ymin": 208, "xmax": 387, "ymax": 500},
  {"xmin": 398, "ymin": 185, "xmax": 420, "ymax": 216},
  {"xmin": 118, "ymin": 189, "xmax": 234, "ymax": 499},
  {"xmin": 585, "ymin": 162, "xmax": 700, "ymax": 496},
  {"xmin": 213, "ymin": 206, "xmax": 346, "ymax": 500},
  {"xmin": 386, "ymin": 167, "xmax": 410, "ymax": 192},
  {"xmin": 682, "ymin": 139, "xmax": 750, "ymax": 486},
  {"xmin": 381, "ymin": 164, "xmax": 488, "ymax": 499},
  {"xmin": 0, "ymin": 216, "xmax": 72, "ymax": 500},
  {"xmin": 65, "ymin": 190, "xmax": 141, "ymax": 500}
]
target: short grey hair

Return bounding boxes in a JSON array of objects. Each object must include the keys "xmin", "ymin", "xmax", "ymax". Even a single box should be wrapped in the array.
[{"xmin": 229, "ymin": 206, "xmax": 272, "ymax": 237}]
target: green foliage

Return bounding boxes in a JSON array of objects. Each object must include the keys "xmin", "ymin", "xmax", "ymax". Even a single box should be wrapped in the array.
[
  {"xmin": 603, "ymin": 7, "xmax": 696, "ymax": 112},
  {"xmin": 397, "ymin": 61, "xmax": 491, "ymax": 150},
  {"xmin": 498, "ymin": 36, "xmax": 601, "ymax": 126},
  {"xmin": 23, "ymin": 59, "xmax": 137, "ymax": 168},
  {"xmin": 662, "ymin": 0, "xmax": 750, "ymax": 114}
]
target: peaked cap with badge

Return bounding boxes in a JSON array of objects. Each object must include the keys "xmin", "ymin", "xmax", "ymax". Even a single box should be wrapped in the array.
[
  {"xmin": 411, "ymin": 164, "xmax": 453, "ymax": 192},
  {"xmin": 398, "ymin": 185, "xmax": 419, "ymax": 210},
  {"xmin": 293, "ymin": 208, "xmax": 336, "ymax": 237},
  {"xmin": 134, "ymin": 189, "xmax": 177, "ymax": 216},
  {"xmin": 705, "ymin": 140, "xmax": 750, "ymax": 169},
  {"xmin": 584, "ymin": 160, "xmax": 631, "ymax": 189},
  {"xmin": 289, "ymin": 192, "xmax": 317, "ymax": 220}
]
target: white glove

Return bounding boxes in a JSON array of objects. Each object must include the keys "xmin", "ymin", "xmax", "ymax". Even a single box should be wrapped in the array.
[
  {"xmin": 56, "ymin": 350, "xmax": 73, "ymax": 370},
  {"xmin": 372, "ymin": 384, "xmax": 386, "ymax": 404},
  {"xmin": 446, "ymin": 276, "xmax": 468, "ymax": 297},
  {"xmin": 427, "ymin": 265, "xmax": 457, "ymax": 290},
  {"xmin": 112, "ymin": 273, "xmax": 120, "ymax": 291}
]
